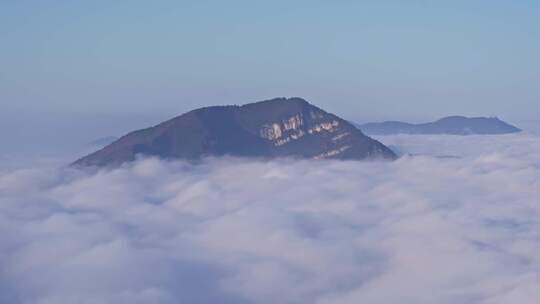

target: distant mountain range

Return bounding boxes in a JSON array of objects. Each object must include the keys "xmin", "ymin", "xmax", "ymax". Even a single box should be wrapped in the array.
[
  {"xmin": 74, "ymin": 98, "xmax": 396, "ymax": 167},
  {"xmin": 357, "ymin": 116, "xmax": 521, "ymax": 135}
]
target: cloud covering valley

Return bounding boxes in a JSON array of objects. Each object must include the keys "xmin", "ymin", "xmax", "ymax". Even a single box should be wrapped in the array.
[{"xmin": 2, "ymin": 133, "xmax": 540, "ymax": 303}]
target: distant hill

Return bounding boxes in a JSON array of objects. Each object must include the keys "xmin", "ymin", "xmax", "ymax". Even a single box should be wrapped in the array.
[
  {"xmin": 73, "ymin": 97, "xmax": 396, "ymax": 167},
  {"xmin": 357, "ymin": 116, "xmax": 521, "ymax": 135}
]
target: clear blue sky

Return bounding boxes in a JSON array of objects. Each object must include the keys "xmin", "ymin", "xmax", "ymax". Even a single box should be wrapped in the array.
[{"xmin": 1, "ymin": 0, "xmax": 540, "ymax": 152}]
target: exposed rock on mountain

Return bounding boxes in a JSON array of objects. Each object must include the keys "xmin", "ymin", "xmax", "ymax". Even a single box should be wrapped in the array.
[
  {"xmin": 74, "ymin": 98, "xmax": 396, "ymax": 167},
  {"xmin": 358, "ymin": 116, "xmax": 521, "ymax": 135}
]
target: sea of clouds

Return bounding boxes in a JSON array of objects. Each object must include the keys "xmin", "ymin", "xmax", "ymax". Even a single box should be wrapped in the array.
[{"xmin": 2, "ymin": 133, "xmax": 540, "ymax": 304}]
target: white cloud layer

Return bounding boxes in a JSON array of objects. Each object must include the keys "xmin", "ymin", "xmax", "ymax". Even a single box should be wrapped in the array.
[{"xmin": 2, "ymin": 133, "xmax": 540, "ymax": 303}]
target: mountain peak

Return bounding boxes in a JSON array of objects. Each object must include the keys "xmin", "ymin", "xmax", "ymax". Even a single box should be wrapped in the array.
[
  {"xmin": 73, "ymin": 98, "xmax": 396, "ymax": 167},
  {"xmin": 249, "ymin": 96, "xmax": 309, "ymax": 105},
  {"xmin": 239, "ymin": 97, "xmax": 311, "ymax": 112}
]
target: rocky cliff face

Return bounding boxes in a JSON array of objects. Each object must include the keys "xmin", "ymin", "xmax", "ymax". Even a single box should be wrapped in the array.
[{"xmin": 73, "ymin": 97, "xmax": 396, "ymax": 167}]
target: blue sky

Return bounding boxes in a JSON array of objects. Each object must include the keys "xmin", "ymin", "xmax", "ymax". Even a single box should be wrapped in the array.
[{"xmin": 1, "ymin": 0, "xmax": 540, "ymax": 152}]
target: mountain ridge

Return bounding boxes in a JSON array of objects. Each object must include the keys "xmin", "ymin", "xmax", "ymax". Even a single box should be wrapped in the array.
[{"xmin": 357, "ymin": 116, "xmax": 521, "ymax": 135}]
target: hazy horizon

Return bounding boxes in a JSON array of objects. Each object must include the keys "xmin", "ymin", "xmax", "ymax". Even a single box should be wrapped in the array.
[
  {"xmin": 2, "ymin": 1, "xmax": 540, "ymax": 156},
  {"xmin": 2, "ymin": 95, "xmax": 539, "ymax": 157}
]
